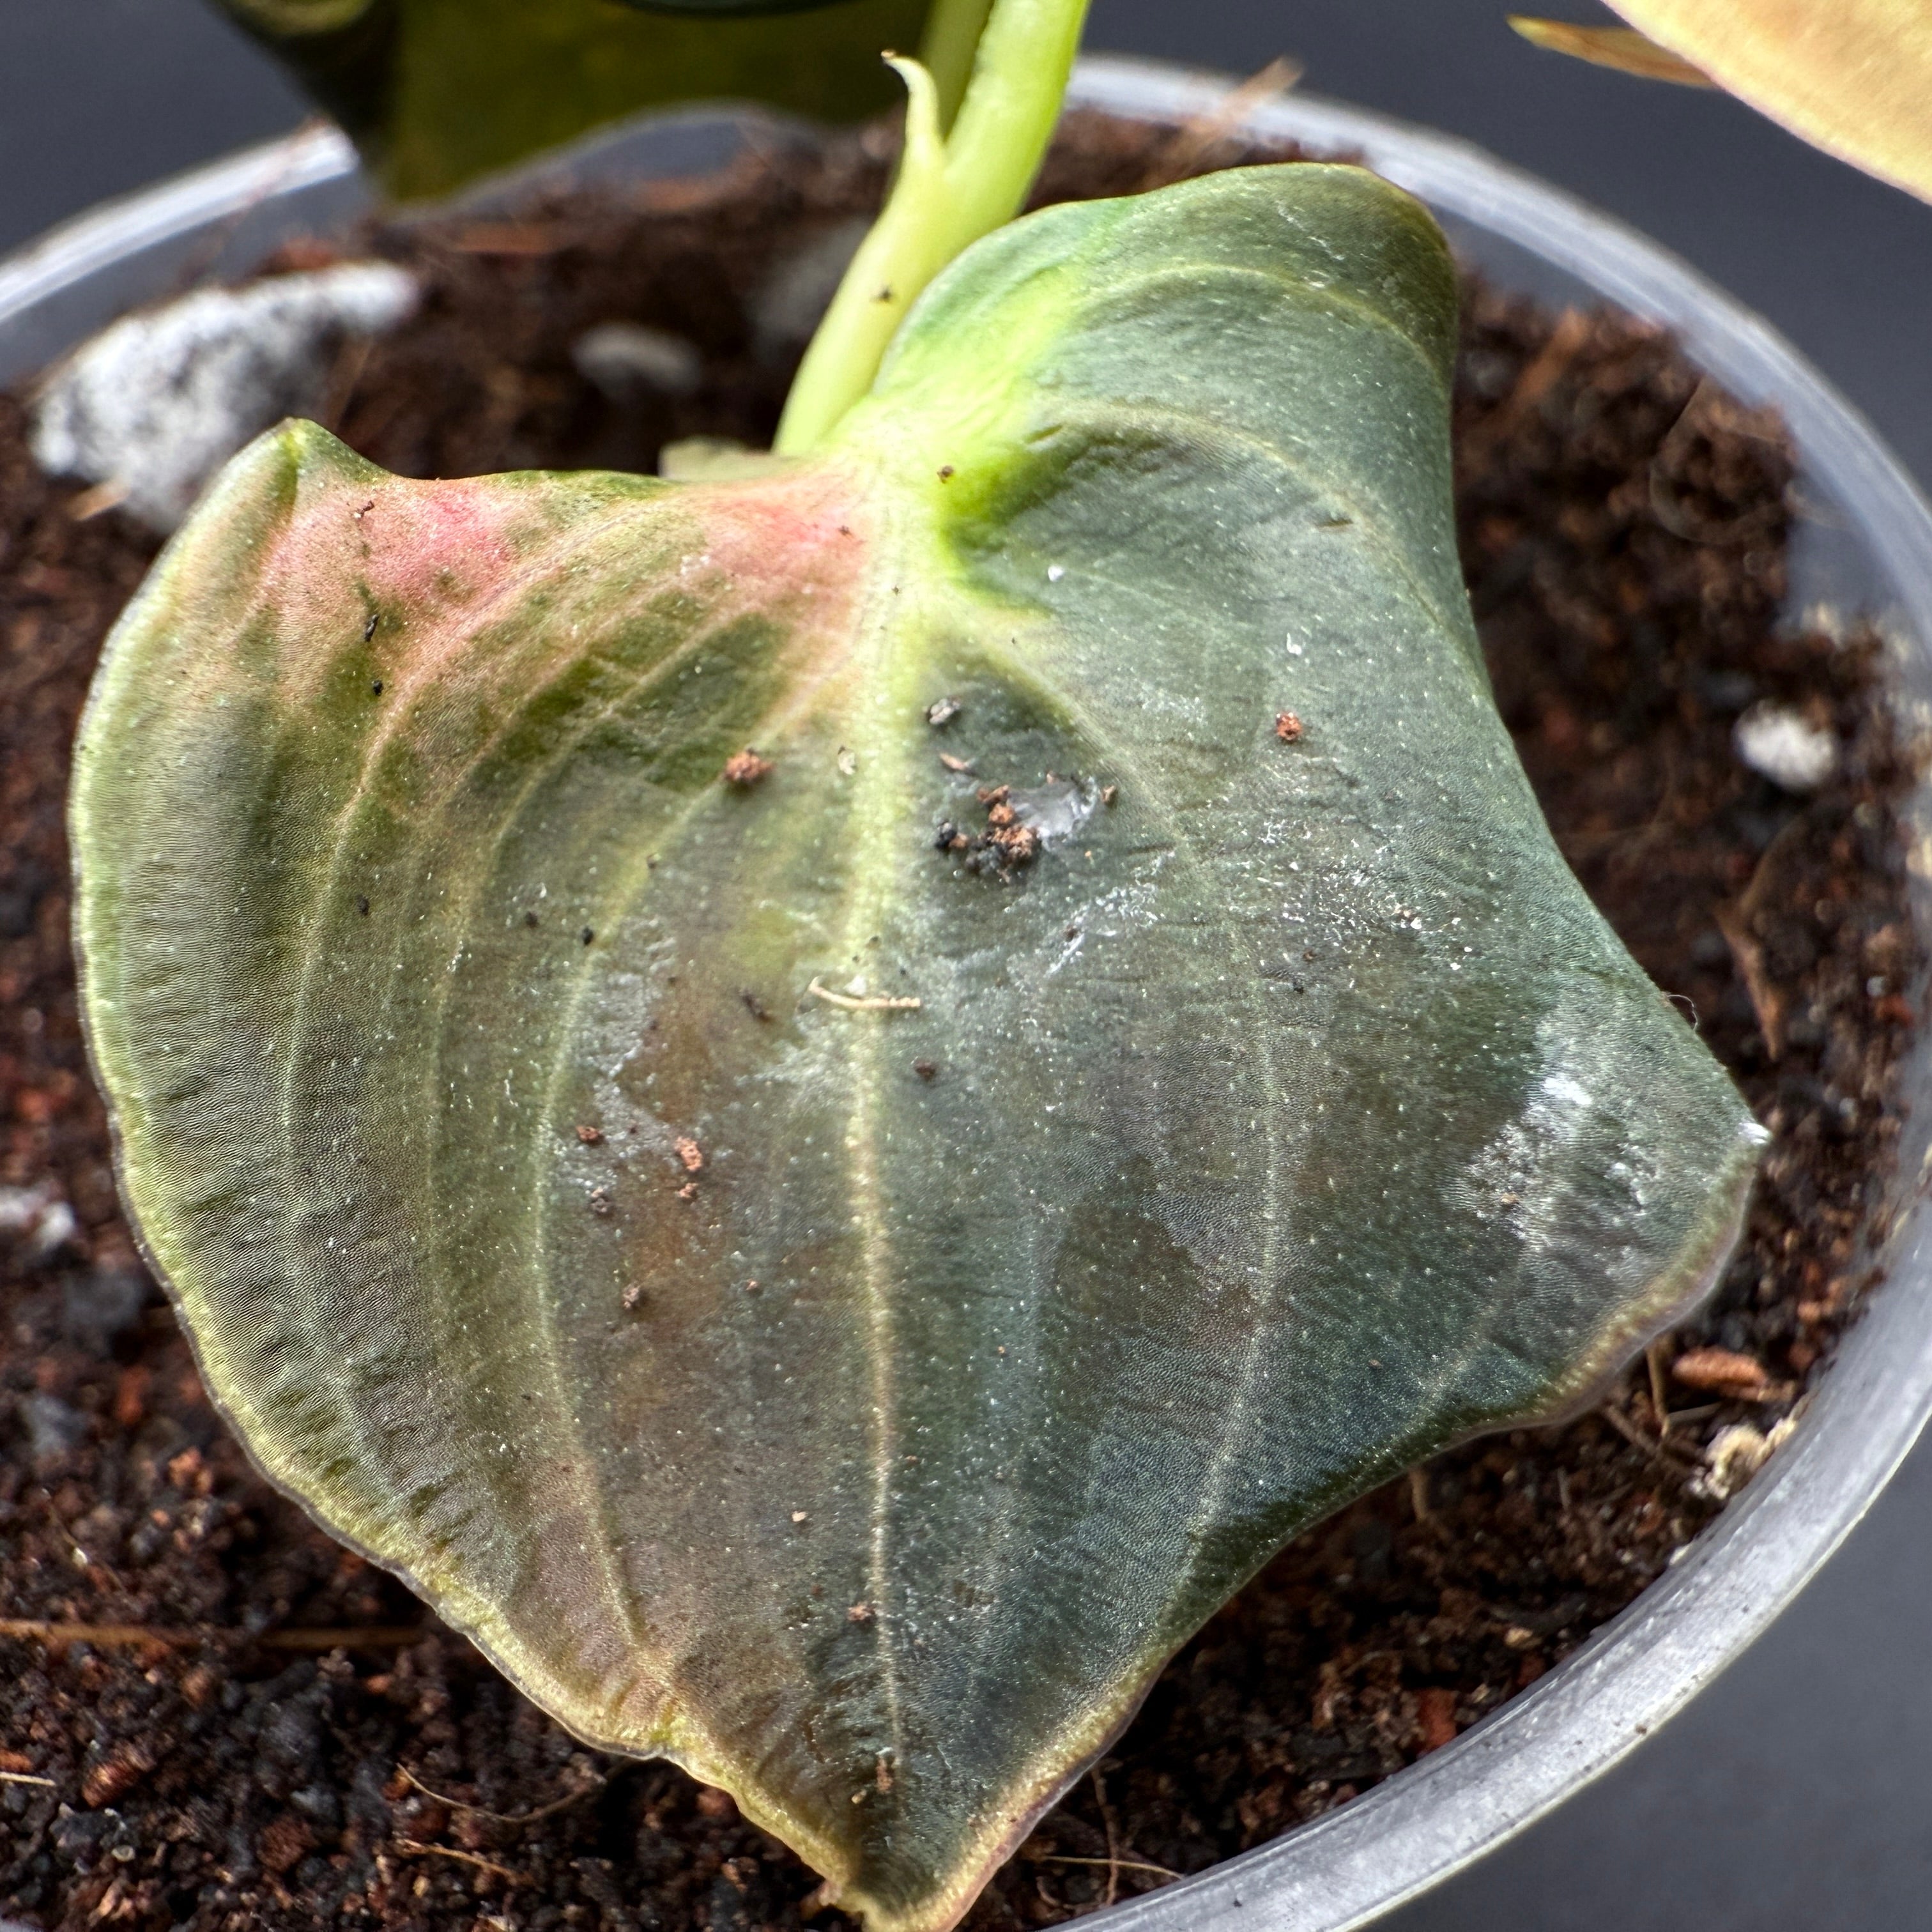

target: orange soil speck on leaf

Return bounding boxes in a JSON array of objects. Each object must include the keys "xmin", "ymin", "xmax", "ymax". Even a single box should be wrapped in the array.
[
  {"xmin": 974, "ymin": 786, "xmax": 1041, "ymax": 870},
  {"xmin": 723, "ymin": 749, "xmax": 774, "ymax": 786}
]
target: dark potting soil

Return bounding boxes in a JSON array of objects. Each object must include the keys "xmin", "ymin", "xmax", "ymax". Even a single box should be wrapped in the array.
[{"xmin": 0, "ymin": 105, "xmax": 1923, "ymax": 1932}]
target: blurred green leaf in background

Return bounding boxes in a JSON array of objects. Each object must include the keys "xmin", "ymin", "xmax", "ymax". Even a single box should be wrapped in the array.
[{"xmin": 215, "ymin": 0, "xmax": 933, "ymax": 199}]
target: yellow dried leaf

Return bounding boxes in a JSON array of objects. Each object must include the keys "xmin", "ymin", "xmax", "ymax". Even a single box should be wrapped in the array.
[
  {"xmin": 1508, "ymin": 19, "xmax": 1714, "ymax": 86},
  {"xmin": 1611, "ymin": 1, "xmax": 1932, "ymax": 204}
]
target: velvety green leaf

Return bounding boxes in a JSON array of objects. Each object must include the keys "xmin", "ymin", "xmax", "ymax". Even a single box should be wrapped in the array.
[
  {"xmin": 72, "ymin": 164, "xmax": 1762, "ymax": 1931},
  {"xmin": 213, "ymin": 0, "xmax": 930, "ymax": 199}
]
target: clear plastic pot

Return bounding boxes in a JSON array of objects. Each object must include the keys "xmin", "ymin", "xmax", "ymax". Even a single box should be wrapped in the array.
[{"xmin": 4, "ymin": 55, "xmax": 1931, "ymax": 1932}]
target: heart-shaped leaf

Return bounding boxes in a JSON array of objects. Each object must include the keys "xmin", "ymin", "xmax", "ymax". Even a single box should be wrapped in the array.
[
  {"xmin": 73, "ymin": 164, "xmax": 1762, "ymax": 1931},
  {"xmin": 213, "ymin": 0, "xmax": 931, "ymax": 199}
]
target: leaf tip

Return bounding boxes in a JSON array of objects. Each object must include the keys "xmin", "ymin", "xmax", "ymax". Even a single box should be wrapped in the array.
[{"xmin": 1507, "ymin": 17, "xmax": 1715, "ymax": 88}]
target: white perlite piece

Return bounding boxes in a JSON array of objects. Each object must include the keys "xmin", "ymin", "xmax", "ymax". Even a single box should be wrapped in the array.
[
  {"xmin": 1733, "ymin": 699, "xmax": 1838, "ymax": 792},
  {"xmin": 1694, "ymin": 1415, "xmax": 1797, "ymax": 1502},
  {"xmin": 32, "ymin": 262, "xmax": 420, "ymax": 533},
  {"xmin": 0, "ymin": 1183, "xmax": 77, "ymax": 1260},
  {"xmin": 573, "ymin": 321, "xmax": 703, "ymax": 401}
]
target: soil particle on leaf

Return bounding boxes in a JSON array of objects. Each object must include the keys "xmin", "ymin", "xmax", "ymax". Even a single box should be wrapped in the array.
[
  {"xmin": 0, "ymin": 108, "xmax": 1922, "ymax": 1932},
  {"xmin": 722, "ymin": 747, "xmax": 774, "ymax": 787},
  {"xmin": 977, "ymin": 789, "xmax": 1041, "ymax": 871},
  {"xmin": 674, "ymin": 1137, "xmax": 704, "ymax": 1173},
  {"xmin": 926, "ymin": 696, "xmax": 962, "ymax": 727},
  {"xmin": 1274, "ymin": 711, "xmax": 1304, "ymax": 743},
  {"xmin": 937, "ymin": 786, "xmax": 1042, "ymax": 877}
]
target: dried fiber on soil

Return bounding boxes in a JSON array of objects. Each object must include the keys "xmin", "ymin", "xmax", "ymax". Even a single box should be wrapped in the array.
[{"xmin": 0, "ymin": 107, "xmax": 1921, "ymax": 1932}]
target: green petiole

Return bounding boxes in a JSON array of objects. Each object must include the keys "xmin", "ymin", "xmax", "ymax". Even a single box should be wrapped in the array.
[
  {"xmin": 772, "ymin": 0, "xmax": 1091, "ymax": 454},
  {"xmin": 917, "ymin": 0, "xmax": 995, "ymax": 131}
]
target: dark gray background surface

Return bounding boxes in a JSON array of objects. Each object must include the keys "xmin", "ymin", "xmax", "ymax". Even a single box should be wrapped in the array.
[{"xmin": 4, "ymin": 3, "xmax": 1930, "ymax": 1926}]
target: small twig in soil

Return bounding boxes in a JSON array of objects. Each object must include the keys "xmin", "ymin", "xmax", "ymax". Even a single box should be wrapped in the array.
[
  {"xmin": 163, "ymin": 114, "xmax": 333, "ymax": 298},
  {"xmin": 1144, "ymin": 57, "xmax": 1303, "ymax": 185},
  {"xmin": 806, "ymin": 978, "xmax": 923, "ymax": 1011},
  {"xmin": 1599, "ymin": 1402, "xmax": 1664, "ymax": 1460},
  {"xmin": 1600, "ymin": 1403, "xmax": 1700, "ymax": 1471},
  {"xmin": 0, "ymin": 1619, "xmax": 426, "ymax": 1652},
  {"xmin": 445, "ymin": 222, "xmax": 572, "ymax": 257},
  {"xmin": 1460, "ymin": 305, "xmax": 1591, "ymax": 461},
  {"xmin": 1648, "ymin": 467, "xmax": 1782, "ymax": 547},
  {"xmin": 0, "ymin": 1770, "xmax": 57, "ymax": 1788},
  {"xmin": 1033, "ymin": 1869, "xmax": 1069, "ymax": 1913},
  {"xmin": 1091, "ymin": 1767, "xmax": 1124, "ymax": 1907},
  {"xmin": 1717, "ymin": 904, "xmax": 1786, "ymax": 1060},
  {"xmin": 320, "ymin": 332, "xmax": 376, "ymax": 434},
  {"xmin": 0, "ymin": 1620, "xmax": 184, "ymax": 1653},
  {"xmin": 1667, "ymin": 1402, "xmax": 1721, "ymax": 1426},
  {"xmin": 256, "ymin": 1625, "xmax": 429, "ymax": 1651},
  {"xmin": 66, "ymin": 479, "xmax": 128, "ymax": 521},
  {"xmin": 1646, "ymin": 1339, "xmax": 1673, "ymax": 1440},
  {"xmin": 1408, "ymin": 1465, "xmax": 1433, "ymax": 1524},
  {"xmin": 397, "ymin": 1761, "xmax": 606, "ymax": 1825},
  {"xmin": 393, "ymin": 1839, "xmax": 521, "ymax": 1885},
  {"xmin": 1038, "ymin": 1853, "xmax": 1181, "ymax": 1884}
]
